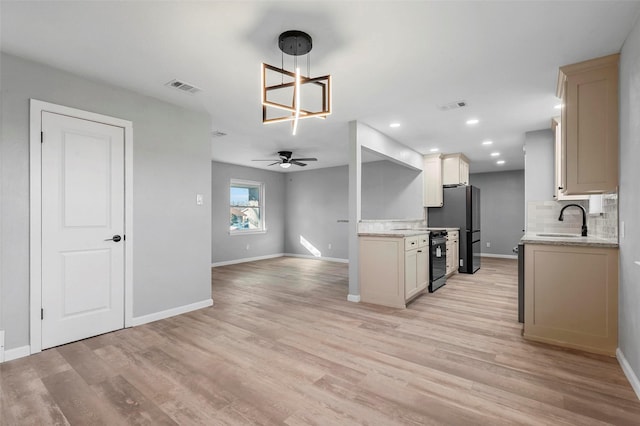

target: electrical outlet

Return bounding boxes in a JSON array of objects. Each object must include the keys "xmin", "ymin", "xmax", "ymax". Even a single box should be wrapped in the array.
[
  {"xmin": 486, "ymin": 241, "xmax": 491, "ymax": 248},
  {"xmin": 196, "ymin": 193, "xmax": 203, "ymax": 206},
  {"xmin": 328, "ymin": 243, "xmax": 332, "ymax": 249},
  {"xmin": 246, "ymin": 244, "xmax": 250, "ymax": 250}
]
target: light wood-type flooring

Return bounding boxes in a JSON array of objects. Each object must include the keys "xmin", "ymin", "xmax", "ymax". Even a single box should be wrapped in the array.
[{"xmin": 2, "ymin": 257, "xmax": 640, "ymax": 425}]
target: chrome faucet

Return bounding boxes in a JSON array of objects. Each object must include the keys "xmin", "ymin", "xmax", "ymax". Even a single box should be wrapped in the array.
[{"xmin": 558, "ymin": 204, "xmax": 587, "ymax": 236}]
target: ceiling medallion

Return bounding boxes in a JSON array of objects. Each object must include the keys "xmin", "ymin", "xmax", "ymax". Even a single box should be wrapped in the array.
[{"xmin": 261, "ymin": 30, "xmax": 332, "ymax": 135}]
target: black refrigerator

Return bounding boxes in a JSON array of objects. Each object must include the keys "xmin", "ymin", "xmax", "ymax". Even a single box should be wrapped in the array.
[{"xmin": 428, "ymin": 185, "xmax": 481, "ymax": 274}]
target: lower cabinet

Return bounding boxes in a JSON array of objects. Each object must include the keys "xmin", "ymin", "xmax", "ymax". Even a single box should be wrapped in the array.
[
  {"xmin": 445, "ymin": 231, "xmax": 459, "ymax": 277},
  {"xmin": 360, "ymin": 235, "xmax": 429, "ymax": 308},
  {"xmin": 523, "ymin": 243, "xmax": 618, "ymax": 356}
]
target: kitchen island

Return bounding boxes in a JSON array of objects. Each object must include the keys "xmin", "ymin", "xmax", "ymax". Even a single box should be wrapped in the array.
[
  {"xmin": 358, "ymin": 230, "xmax": 430, "ymax": 308},
  {"xmin": 520, "ymin": 233, "xmax": 618, "ymax": 355}
]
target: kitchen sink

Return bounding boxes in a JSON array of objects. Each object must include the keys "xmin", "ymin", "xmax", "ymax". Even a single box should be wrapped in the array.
[{"xmin": 536, "ymin": 233, "xmax": 582, "ymax": 238}]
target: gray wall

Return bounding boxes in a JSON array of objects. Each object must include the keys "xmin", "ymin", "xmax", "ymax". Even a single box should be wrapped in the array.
[
  {"xmin": 0, "ymin": 53, "xmax": 212, "ymax": 350},
  {"xmin": 619, "ymin": 17, "xmax": 640, "ymax": 389},
  {"xmin": 470, "ymin": 170, "xmax": 525, "ymax": 256},
  {"xmin": 213, "ymin": 158, "xmax": 422, "ymax": 263},
  {"xmin": 211, "ymin": 161, "xmax": 285, "ymax": 264},
  {"xmin": 361, "ymin": 160, "xmax": 423, "ymax": 220},
  {"xmin": 284, "ymin": 165, "xmax": 349, "ymax": 260}
]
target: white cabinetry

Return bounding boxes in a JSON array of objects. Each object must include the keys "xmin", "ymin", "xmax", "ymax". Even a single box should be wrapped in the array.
[
  {"xmin": 524, "ymin": 243, "xmax": 618, "ymax": 355},
  {"xmin": 442, "ymin": 153, "xmax": 470, "ymax": 186},
  {"xmin": 556, "ymin": 54, "xmax": 619, "ymax": 195},
  {"xmin": 445, "ymin": 230, "xmax": 459, "ymax": 276},
  {"xmin": 423, "ymin": 154, "xmax": 443, "ymax": 207},
  {"xmin": 360, "ymin": 234, "xmax": 429, "ymax": 308}
]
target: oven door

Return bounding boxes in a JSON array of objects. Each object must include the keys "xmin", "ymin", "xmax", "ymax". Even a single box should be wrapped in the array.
[{"xmin": 429, "ymin": 238, "xmax": 447, "ymax": 292}]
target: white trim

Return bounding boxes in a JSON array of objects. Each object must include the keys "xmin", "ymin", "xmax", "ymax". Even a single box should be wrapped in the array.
[
  {"xmin": 29, "ymin": 99, "xmax": 134, "ymax": 354},
  {"xmin": 347, "ymin": 294, "xmax": 361, "ymax": 303},
  {"xmin": 284, "ymin": 253, "xmax": 349, "ymax": 263},
  {"xmin": 0, "ymin": 330, "xmax": 4, "ymax": 363},
  {"xmin": 481, "ymin": 253, "xmax": 518, "ymax": 259},
  {"xmin": 212, "ymin": 253, "xmax": 349, "ymax": 268},
  {"xmin": 617, "ymin": 348, "xmax": 640, "ymax": 400},
  {"xmin": 130, "ymin": 299, "xmax": 213, "ymax": 327},
  {"xmin": 211, "ymin": 253, "xmax": 285, "ymax": 267},
  {"xmin": 4, "ymin": 345, "xmax": 31, "ymax": 363}
]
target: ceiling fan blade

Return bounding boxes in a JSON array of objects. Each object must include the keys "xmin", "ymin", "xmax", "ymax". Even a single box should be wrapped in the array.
[
  {"xmin": 252, "ymin": 159, "xmax": 279, "ymax": 162},
  {"xmin": 291, "ymin": 157, "xmax": 317, "ymax": 162},
  {"xmin": 267, "ymin": 161, "xmax": 280, "ymax": 166},
  {"xmin": 291, "ymin": 160, "xmax": 307, "ymax": 167}
]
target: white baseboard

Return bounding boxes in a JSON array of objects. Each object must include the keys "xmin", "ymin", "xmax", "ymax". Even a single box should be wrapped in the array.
[
  {"xmin": 3, "ymin": 345, "xmax": 31, "ymax": 363},
  {"xmin": 617, "ymin": 348, "xmax": 640, "ymax": 400},
  {"xmin": 0, "ymin": 330, "xmax": 4, "ymax": 362},
  {"xmin": 130, "ymin": 298, "xmax": 214, "ymax": 327},
  {"xmin": 212, "ymin": 253, "xmax": 349, "ymax": 267},
  {"xmin": 347, "ymin": 294, "xmax": 360, "ymax": 302},
  {"xmin": 481, "ymin": 253, "xmax": 517, "ymax": 260},
  {"xmin": 284, "ymin": 253, "xmax": 349, "ymax": 263},
  {"xmin": 211, "ymin": 253, "xmax": 284, "ymax": 267}
]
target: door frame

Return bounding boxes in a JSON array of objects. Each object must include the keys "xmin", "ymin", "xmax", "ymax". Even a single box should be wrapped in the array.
[{"xmin": 29, "ymin": 99, "xmax": 134, "ymax": 354}]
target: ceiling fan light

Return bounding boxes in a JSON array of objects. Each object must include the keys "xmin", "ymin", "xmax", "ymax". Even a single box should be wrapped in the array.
[{"xmin": 280, "ymin": 162, "xmax": 292, "ymax": 169}]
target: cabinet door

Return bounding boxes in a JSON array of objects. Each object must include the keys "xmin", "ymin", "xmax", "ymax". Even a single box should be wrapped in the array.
[
  {"xmin": 442, "ymin": 157, "xmax": 459, "ymax": 185},
  {"xmin": 460, "ymin": 160, "xmax": 469, "ymax": 185},
  {"xmin": 417, "ymin": 249, "xmax": 429, "ymax": 291},
  {"xmin": 423, "ymin": 155, "xmax": 443, "ymax": 207},
  {"xmin": 563, "ymin": 56, "xmax": 618, "ymax": 194},
  {"xmin": 452, "ymin": 239, "xmax": 459, "ymax": 273},
  {"xmin": 405, "ymin": 249, "xmax": 420, "ymax": 299}
]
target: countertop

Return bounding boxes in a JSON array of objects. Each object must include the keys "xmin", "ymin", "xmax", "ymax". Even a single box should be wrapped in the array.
[
  {"xmin": 358, "ymin": 227, "xmax": 460, "ymax": 238},
  {"xmin": 520, "ymin": 233, "xmax": 618, "ymax": 248},
  {"xmin": 358, "ymin": 230, "xmax": 429, "ymax": 237}
]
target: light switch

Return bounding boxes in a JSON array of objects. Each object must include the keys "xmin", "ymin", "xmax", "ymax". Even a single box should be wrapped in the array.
[{"xmin": 196, "ymin": 194, "xmax": 203, "ymax": 206}]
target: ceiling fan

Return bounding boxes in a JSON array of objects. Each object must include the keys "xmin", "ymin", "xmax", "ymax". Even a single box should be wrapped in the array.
[{"xmin": 252, "ymin": 151, "xmax": 318, "ymax": 168}]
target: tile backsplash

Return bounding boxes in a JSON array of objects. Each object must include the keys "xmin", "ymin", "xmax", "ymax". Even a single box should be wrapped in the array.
[
  {"xmin": 358, "ymin": 219, "xmax": 426, "ymax": 233},
  {"xmin": 526, "ymin": 193, "xmax": 618, "ymax": 240}
]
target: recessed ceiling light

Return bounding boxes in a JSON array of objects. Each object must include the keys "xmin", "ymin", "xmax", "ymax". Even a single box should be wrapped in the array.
[
  {"xmin": 497, "ymin": 160, "xmax": 505, "ymax": 165},
  {"xmin": 466, "ymin": 118, "xmax": 479, "ymax": 125},
  {"xmin": 554, "ymin": 104, "xmax": 563, "ymax": 109},
  {"xmin": 429, "ymin": 148, "xmax": 439, "ymax": 152},
  {"xmin": 482, "ymin": 140, "xmax": 493, "ymax": 145},
  {"xmin": 390, "ymin": 122, "xmax": 401, "ymax": 128},
  {"xmin": 490, "ymin": 152, "xmax": 500, "ymax": 157}
]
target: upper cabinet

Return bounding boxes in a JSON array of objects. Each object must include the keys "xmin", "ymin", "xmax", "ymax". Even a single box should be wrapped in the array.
[
  {"xmin": 442, "ymin": 153, "xmax": 470, "ymax": 186},
  {"xmin": 556, "ymin": 54, "xmax": 619, "ymax": 195},
  {"xmin": 423, "ymin": 153, "xmax": 443, "ymax": 207}
]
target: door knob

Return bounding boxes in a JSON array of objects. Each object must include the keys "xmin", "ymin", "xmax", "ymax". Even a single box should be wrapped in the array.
[{"xmin": 105, "ymin": 235, "xmax": 122, "ymax": 242}]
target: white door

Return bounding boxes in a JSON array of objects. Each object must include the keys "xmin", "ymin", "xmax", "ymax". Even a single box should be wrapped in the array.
[{"xmin": 41, "ymin": 111, "xmax": 125, "ymax": 349}]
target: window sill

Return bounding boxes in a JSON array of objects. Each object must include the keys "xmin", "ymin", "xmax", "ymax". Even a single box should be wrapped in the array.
[{"xmin": 229, "ymin": 229, "xmax": 267, "ymax": 236}]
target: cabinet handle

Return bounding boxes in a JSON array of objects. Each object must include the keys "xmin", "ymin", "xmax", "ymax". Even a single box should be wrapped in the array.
[{"xmin": 558, "ymin": 186, "xmax": 564, "ymax": 190}]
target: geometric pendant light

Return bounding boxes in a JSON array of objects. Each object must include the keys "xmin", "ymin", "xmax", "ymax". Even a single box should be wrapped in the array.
[{"xmin": 261, "ymin": 30, "xmax": 332, "ymax": 135}]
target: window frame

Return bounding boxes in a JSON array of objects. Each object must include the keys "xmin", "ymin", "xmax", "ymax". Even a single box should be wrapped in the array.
[{"xmin": 229, "ymin": 179, "xmax": 266, "ymax": 235}]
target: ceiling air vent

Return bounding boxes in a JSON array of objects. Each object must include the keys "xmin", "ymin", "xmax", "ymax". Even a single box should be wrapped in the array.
[
  {"xmin": 438, "ymin": 100, "xmax": 467, "ymax": 111},
  {"xmin": 165, "ymin": 79, "xmax": 202, "ymax": 94}
]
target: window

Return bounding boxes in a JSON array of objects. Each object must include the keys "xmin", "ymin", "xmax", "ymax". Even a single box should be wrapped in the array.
[{"xmin": 229, "ymin": 179, "xmax": 265, "ymax": 234}]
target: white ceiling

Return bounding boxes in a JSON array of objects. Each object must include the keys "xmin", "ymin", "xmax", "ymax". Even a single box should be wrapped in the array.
[{"xmin": 2, "ymin": 1, "xmax": 639, "ymax": 173}]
